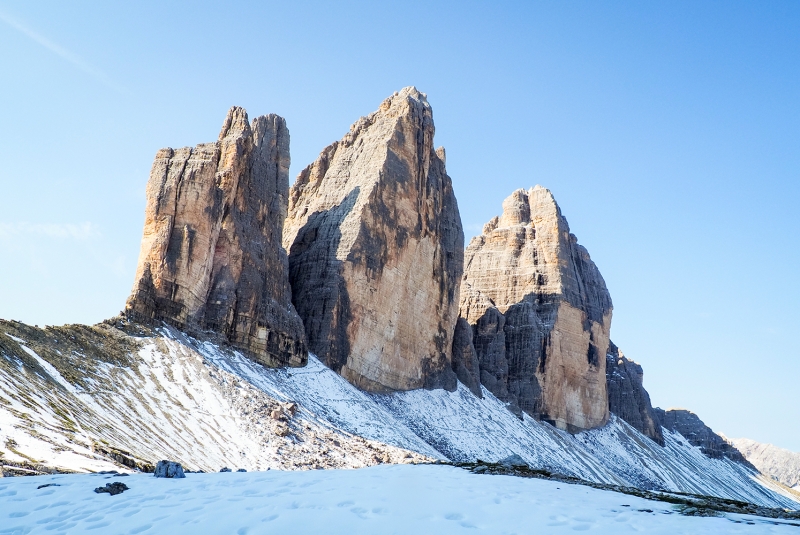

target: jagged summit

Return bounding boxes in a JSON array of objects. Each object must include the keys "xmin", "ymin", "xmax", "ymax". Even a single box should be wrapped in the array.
[
  {"xmin": 457, "ymin": 186, "xmax": 612, "ymax": 432},
  {"xmin": 283, "ymin": 87, "xmax": 464, "ymax": 392},
  {"xmin": 125, "ymin": 106, "xmax": 307, "ymax": 368}
]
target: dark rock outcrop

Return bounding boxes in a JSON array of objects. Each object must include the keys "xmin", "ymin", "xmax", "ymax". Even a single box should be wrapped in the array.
[
  {"xmin": 654, "ymin": 408, "xmax": 752, "ymax": 466},
  {"xmin": 125, "ymin": 107, "xmax": 307, "ymax": 368},
  {"xmin": 283, "ymin": 87, "xmax": 464, "ymax": 392},
  {"xmin": 94, "ymin": 482, "xmax": 129, "ymax": 495},
  {"xmin": 451, "ymin": 318, "xmax": 483, "ymax": 398},
  {"xmin": 459, "ymin": 187, "xmax": 612, "ymax": 432},
  {"xmin": 154, "ymin": 460, "xmax": 186, "ymax": 478},
  {"xmin": 605, "ymin": 342, "xmax": 664, "ymax": 445}
]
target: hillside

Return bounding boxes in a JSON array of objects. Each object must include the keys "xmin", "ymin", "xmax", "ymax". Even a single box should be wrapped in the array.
[{"xmin": 1, "ymin": 320, "xmax": 797, "ymax": 510}]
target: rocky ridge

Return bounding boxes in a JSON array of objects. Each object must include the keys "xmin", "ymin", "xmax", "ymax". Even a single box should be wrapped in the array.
[
  {"xmin": 605, "ymin": 342, "xmax": 664, "ymax": 445},
  {"xmin": 283, "ymin": 87, "xmax": 463, "ymax": 392},
  {"xmin": 458, "ymin": 186, "xmax": 612, "ymax": 432},
  {"xmin": 653, "ymin": 408, "xmax": 751, "ymax": 466},
  {"xmin": 125, "ymin": 107, "xmax": 307, "ymax": 368}
]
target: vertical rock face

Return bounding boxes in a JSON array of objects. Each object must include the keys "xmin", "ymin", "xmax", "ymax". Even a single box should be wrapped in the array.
[
  {"xmin": 654, "ymin": 408, "xmax": 752, "ymax": 465},
  {"xmin": 605, "ymin": 342, "xmax": 664, "ymax": 445},
  {"xmin": 283, "ymin": 87, "xmax": 463, "ymax": 392},
  {"xmin": 450, "ymin": 318, "xmax": 483, "ymax": 398},
  {"xmin": 125, "ymin": 107, "xmax": 307, "ymax": 368},
  {"xmin": 459, "ymin": 186, "xmax": 612, "ymax": 432}
]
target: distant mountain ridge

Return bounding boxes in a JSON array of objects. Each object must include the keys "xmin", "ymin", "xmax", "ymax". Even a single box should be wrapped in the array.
[{"xmin": 732, "ymin": 438, "xmax": 800, "ymax": 489}]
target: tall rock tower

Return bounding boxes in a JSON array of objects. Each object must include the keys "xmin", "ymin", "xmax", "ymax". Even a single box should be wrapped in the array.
[
  {"xmin": 283, "ymin": 87, "xmax": 464, "ymax": 392},
  {"xmin": 125, "ymin": 107, "xmax": 307, "ymax": 368},
  {"xmin": 459, "ymin": 186, "xmax": 612, "ymax": 431}
]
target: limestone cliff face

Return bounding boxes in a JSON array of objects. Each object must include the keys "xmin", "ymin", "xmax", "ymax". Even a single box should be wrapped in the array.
[
  {"xmin": 605, "ymin": 342, "xmax": 664, "ymax": 445},
  {"xmin": 125, "ymin": 107, "xmax": 307, "ymax": 368},
  {"xmin": 459, "ymin": 186, "xmax": 611, "ymax": 431},
  {"xmin": 283, "ymin": 87, "xmax": 463, "ymax": 392}
]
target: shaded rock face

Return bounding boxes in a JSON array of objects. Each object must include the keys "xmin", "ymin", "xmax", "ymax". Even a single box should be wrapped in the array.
[
  {"xmin": 654, "ymin": 408, "xmax": 752, "ymax": 466},
  {"xmin": 125, "ymin": 107, "xmax": 307, "ymax": 368},
  {"xmin": 154, "ymin": 460, "xmax": 185, "ymax": 478},
  {"xmin": 450, "ymin": 318, "xmax": 482, "ymax": 398},
  {"xmin": 605, "ymin": 342, "xmax": 664, "ymax": 445},
  {"xmin": 283, "ymin": 87, "xmax": 463, "ymax": 392},
  {"xmin": 459, "ymin": 186, "xmax": 612, "ymax": 432}
]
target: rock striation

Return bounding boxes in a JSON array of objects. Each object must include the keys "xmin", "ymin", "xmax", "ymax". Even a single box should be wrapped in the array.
[
  {"xmin": 605, "ymin": 342, "xmax": 664, "ymax": 445},
  {"xmin": 459, "ymin": 186, "xmax": 612, "ymax": 432},
  {"xmin": 654, "ymin": 408, "xmax": 752, "ymax": 466},
  {"xmin": 125, "ymin": 107, "xmax": 307, "ymax": 368},
  {"xmin": 283, "ymin": 87, "xmax": 463, "ymax": 392}
]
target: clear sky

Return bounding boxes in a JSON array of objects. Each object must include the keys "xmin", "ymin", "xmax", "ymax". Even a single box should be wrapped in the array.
[{"xmin": 1, "ymin": 1, "xmax": 798, "ymax": 451}]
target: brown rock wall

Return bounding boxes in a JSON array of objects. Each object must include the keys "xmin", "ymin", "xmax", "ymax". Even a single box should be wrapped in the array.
[
  {"xmin": 283, "ymin": 87, "xmax": 463, "ymax": 392},
  {"xmin": 459, "ymin": 186, "xmax": 612, "ymax": 431},
  {"xmin": 126, "ymin": 107, "xmax": 307, "ymax": 368}
]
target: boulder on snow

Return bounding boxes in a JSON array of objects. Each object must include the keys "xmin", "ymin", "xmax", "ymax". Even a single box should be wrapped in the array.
[
  {"xmin": 94, "ymin": 482, "xmax": 129, "ymax": 496},
  {"xmin": 220, "ymin": 467, "xmax": 232, "ymax": 472},
  {"xmin": 237, "ymin": 468, "xmax": 247, "ymax": 472},
  {"xmin": 154, "ymin": 460, "xmax": 185, "ymax": 478},
  {"xmin": 498, "ymin": 454, "xmax": 528, "ymax": 468}
]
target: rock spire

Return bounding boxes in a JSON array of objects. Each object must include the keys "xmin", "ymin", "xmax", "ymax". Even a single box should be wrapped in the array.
[
  {"xmin": 125, "ymin": 107, "xmax": 307, "ymax": 368},
  {"xmin": 459, "ymin": 186, "xmax": 612, "ymax": 432},
  {"xmin": 283, "ymin": 87, "xmax": 464, "ymax": 392}
]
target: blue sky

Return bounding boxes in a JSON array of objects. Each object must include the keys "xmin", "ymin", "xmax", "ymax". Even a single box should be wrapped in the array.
[{"xmin": 1, "ymin": 1, "xmax": 798, "ymax": 450}]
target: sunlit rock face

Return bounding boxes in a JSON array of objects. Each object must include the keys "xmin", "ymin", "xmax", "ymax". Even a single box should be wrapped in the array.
[
  {"xmin": 283, "ymin": 87, "xmax": 464, "ymax": 392},
  {"xmin": 460, "ymin": 186, "xmax": 612, "ymax": 432},
  {"xmin": 125, "ymin": 107, "xmax": 307, "ymax": 368}
]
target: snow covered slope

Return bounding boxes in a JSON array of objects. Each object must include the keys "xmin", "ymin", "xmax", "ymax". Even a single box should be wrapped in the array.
[
  {"xmin": 2, "ymin": 465, "xmax": 799, "ymax": 535},
  {"xmin": 1, "ymin": 321, "xmax": 798, "ymax": 510}
]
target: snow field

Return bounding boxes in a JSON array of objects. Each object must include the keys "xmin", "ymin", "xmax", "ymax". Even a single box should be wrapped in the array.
[{"xmin": 1, "ymin": 465, "xmax": 796, "ymax": 535}]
